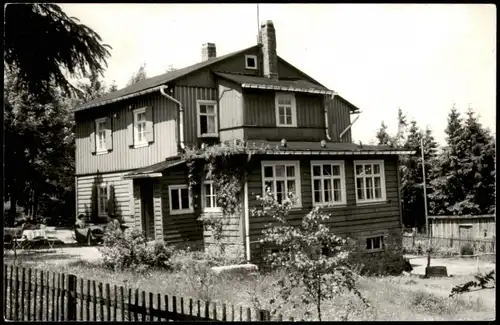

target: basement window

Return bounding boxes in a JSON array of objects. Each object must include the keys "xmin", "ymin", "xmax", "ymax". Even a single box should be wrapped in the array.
[
  {"xmin": 245, "ymin": 55, "xmax": 257, "ymax": 70},
  {"xmin": 366, "ymin": 235, "xmax": 384, "ymax": 251}
]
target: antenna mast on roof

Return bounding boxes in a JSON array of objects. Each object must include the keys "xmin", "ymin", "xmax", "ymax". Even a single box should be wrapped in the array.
[{"xmin": 257, "ymin": 4, "xmax": 260, "ymax": 44}]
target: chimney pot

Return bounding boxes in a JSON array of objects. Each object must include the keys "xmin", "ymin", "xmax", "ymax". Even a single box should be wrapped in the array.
[{"xmin": 201, "ymin": 43, "xmax": 217, "ymax": 61}]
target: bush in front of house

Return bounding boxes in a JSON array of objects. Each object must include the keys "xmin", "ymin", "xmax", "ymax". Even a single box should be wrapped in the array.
[
  {"xmin": 460, "ymin": 243, "xmax": 474, "ymax": 256},
  {"xmin": 99, "ymin": 228, "xmax": 175, "ymax": 271},
  {"xmin": 346, "ymin": 241, "xmax": 408, "ymax": 276}
]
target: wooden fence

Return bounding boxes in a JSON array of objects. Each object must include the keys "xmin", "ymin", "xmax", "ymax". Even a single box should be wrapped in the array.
[
  {"xmin": 3, "ymin": 264, "xmax": 289, "ymax": 322},
  {"xmin": 403, "ymin": 234, "xmax": 495, "ymax": 255}
]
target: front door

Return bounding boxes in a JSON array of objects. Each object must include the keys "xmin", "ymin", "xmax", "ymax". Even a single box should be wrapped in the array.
[{"xmin": 140, "ymin": 181, "xmax": 155, "ymax": 241}]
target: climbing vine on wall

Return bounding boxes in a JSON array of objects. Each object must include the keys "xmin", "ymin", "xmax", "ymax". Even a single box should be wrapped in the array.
[{"xmin": 181, "ymin": 139, "xmax": 271, "ymax": 245}]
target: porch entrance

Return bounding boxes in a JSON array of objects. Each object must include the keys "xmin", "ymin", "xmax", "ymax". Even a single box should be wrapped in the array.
[{"xmin": 139, "ymin": 180, "xmax": 155, "ymax": 241}]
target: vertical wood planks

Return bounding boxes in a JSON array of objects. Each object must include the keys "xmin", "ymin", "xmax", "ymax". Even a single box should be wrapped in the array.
[
  {"xmin": 197, "ymin": 299, "xmax": 201, "ymax": 318},
  {"xmin": 205, "ymin": 301, "xmax": 209, "ymax": 320},
  {"xmin": 92, "ymin": 281, "xmax": 97, "ymax": 321},
  {"xmin": 67, "ymin": 274, "xmax": 77, "ymax": 321},
  {"xmin": 222, "ymin": 303, "xmax": 227, "ymax": 321},
  {"xmin": 134, "ymin": 289, "xmax": 139, "ymax": 321},
  {"xmin": 231, "ymin": 304, "xmax": 235, "ymax": 321},
  {"xmin": 27, "ymin": 268, "xmax": 32, "ymax": 321},
  {"xmin": 20, "ymin": 268, "xmax": 25, "ymax": 321},
  {"xmin": 113, "ymin": 285, "xmax": 118, "ymax": 321},
  {"xmin": 246, "ymin": 307, "xmax": 251, "ymax": 321},
  {"xmin": 180, "ymin": 296, "xmax": 184, "ymax": 315},
  {"xmin": 149, "ymin": 292, "xmax": 154, "ymax": 321},
  {"xmin": 14, "ymin": 266, "xmax": 19, "ymax": 321},
  {"xmin": 55, "ymin": 273, "xmax": 60, "ymax": 321},
  {"xmin": 213, "ymin": 302, "xmax": 217, "ymax": 320},
  {"xmin": 79, "ymin": 278, "xmax": 84, "ymax": 320},
  {"xmin": 128, "ymin": 288, "xmax": 132, "ymax": 321},
  {"xmin": 9, "ymin": 265, "xmax": 13, "ymax": 321},
  {"xmin": 86, "ymin": 280, "xmax": 90, "ymax": 321},
  {"xmin": 141, "ymin": 291, "xmax": 146, "ymax": 321},
  {"xmin": 120, "ymin": 287, "xmax": 125, "ymax": 321},
  {"xmin": 39, "ymin": 271, "xmax": 44, "ymax": 321},
  {"xmin": 105, "ymin": 283, "xmax": 111, "ymax": 321},
  {"xmin": 51, "ymin": 273, "xmax": 56, "ymax": 321},
  {"xmin": 189, "ymin": 298, "xmax": 193, "ymax": 317},
  {"xmin": 164, "ymin": 295, "xmax": 169, "ymax": 320},
  {"xmin": 45, "ymin": 271, "xmax": 49, "ymax": 321},
  {"xmin": 157, "ymin": 293, "xmax": 162, "ymax": 321},
  {"xmin": 99, "ymin": 282, "xmax": 104, "ymax": 321}
]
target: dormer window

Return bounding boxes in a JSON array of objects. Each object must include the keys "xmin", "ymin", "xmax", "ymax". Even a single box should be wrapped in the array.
[
  {"xmin": 275, "ymin": 92, "xmax": 297, "ymax": 127},
  {"xmin": 245, "ymin": 55, "xmax": 257, "ymax": 70},
  {"xmin": 197, "ymin": 100, "xmax": 218, "ymax": 137}
]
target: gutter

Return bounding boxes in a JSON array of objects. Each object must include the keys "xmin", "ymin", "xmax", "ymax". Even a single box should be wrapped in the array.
[
  {"xmin": 159, "ymin": 85, "xmax": 185, "ymax": 150},
  {"xmin": 76, "ymin": 85, "xmax": 166, "ymax": 111},
  {"xmin": 243, "ymin": 169, "xmax": 251, "ymax": 263}
]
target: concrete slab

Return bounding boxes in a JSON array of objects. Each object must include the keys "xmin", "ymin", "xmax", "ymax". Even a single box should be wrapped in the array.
[
  {"xmin": 211, "ymin": 264, "xmax": 259, "ymax": 275},
  {"xmin": 408, "ymin": 256, "xmax": 496, "ymax": 276}
]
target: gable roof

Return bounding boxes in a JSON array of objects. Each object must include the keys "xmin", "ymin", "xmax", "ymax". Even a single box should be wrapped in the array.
[
  {"xmin": 214, "ymin": 72, "xmax": 333, "ymax": 95},
  {"xmin": 75, "ymin": 45, "xmax": 259, "ymax": 112}
]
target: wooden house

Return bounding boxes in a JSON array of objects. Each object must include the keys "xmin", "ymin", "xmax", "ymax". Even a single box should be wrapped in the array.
[{"xmin": 74, "ymin": 20, "xmax": 414, "ymax": 261}]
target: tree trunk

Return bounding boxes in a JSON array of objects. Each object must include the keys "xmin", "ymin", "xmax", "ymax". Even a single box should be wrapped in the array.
[
  {"xmin": 8, "ymin": 195, "xmax": 17, "ymax": 227},
  {"xmin": 316, "ymin": 277, "xmax": 322, "ymax": 321}
]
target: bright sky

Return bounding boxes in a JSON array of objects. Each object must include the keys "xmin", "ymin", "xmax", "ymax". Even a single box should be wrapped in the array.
[{"xmin": 60, "ymin": 3, "xmax": 496, "ymax": 146}]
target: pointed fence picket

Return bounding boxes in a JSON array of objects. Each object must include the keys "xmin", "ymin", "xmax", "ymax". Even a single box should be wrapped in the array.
[{"xmin": 3, "ymin": 263, "xmax": 285, "ymax": 322}]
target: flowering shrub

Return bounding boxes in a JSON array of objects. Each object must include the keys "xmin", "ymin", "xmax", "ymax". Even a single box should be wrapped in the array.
[
  {"xmin": 252, "ymin": 190, "xmax": 369, "ymax": 321},
  {"xmin": 98, "ymin": 228, "xmax": 175, "ymax": 271}
]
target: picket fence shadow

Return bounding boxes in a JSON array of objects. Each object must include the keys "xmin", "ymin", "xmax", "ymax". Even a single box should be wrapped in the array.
[{"xmin": 3, "ymin": 264, "xmax": 292, "ymax": 322}]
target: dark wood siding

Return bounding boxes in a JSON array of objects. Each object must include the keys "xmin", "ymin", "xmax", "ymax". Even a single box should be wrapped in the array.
[
  {"xmin": 160, "ymin": 165, "xmax": 203, "ymax": 245},
  {"xmin": 75, "ymin": 92, "xmax": 178, "ymax": 175},
  {"xmin": 328, "ymin": 96, "xmax": 352, "ymax": 143},
  {"xmin": 241, "ymin": 89, "xmax": 326, "ymax": 142},
  {"xmin": 246, "ymin": 155, "xmax": 401, "ymax": 249},
  {"xmin": 174, "ymin": 86, "xmax": 218, "ymax": 147}
]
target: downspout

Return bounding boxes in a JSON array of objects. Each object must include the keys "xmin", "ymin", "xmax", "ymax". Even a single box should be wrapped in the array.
[
  {"xmin": 159, "ymin": 85, "xmax": 185, "ymax": 150},
  {"xmin": 324, "ymin": 92, "xmax": 337, "ymax": 141},
  {"xmin": 244, "ymin": 169, "xmax": 251, "ymax": 263}
]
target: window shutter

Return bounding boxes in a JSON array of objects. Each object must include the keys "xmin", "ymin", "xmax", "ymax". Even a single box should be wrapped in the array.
[
  {"xmin": 90, "ymin": 120, "xmax": 96, "ymax": 154},
  {"xmin": 126, "ymin": 109, "xmax": 134, "ymax": 147},
  {"xmin": 105, "ymin": 117, "xmax": 113, "ymax": 151},
  {"xmin": 145, "ymin": 106, "xmax": 154, "ymax": 143}
]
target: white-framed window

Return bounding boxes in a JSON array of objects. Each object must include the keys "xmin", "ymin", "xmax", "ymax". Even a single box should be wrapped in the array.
[
  {"xmin": 261, "ymin": 161, "xmax": 301, "ymax": 207},
  {"xmin": 168, "ymin": 185, "xmax": 193, "ymax": 215},
  {"xmin": 275, "ymin": 92, "xmax": 297, "ymax": 127},
  {"xmin": 354, "ymin": 160, "xmax": 386, "ymax": 204},
  {"xmin": 95, "ymin": 117, "xmax": 107, "ymax": 154},
  {"xmin": 133, "ymin": 107, "xmax": 147, "ymax": 147},
  {"xmin": 366, "ymin": 235, "xmax": 384, "ymax": 251},
  {"xmin": 97, "ymin": 183, "xmax": 108, "ymax": 216},
  {"xmin": 311, "ymin": 161, "xmax": 346, "ymax": 206},
  {"xmin": 202, "ymin": 179, "xmax": 220, "ymax": 212},
  {"xmin": 245, "ymin": 55, "xmax": 257, "ymax": 69},
  {"xmin": 197, "ymin": 100, "xmax": 218, "ymax": 137}
]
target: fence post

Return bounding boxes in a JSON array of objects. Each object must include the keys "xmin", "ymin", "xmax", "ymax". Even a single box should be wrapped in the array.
[{"xmin": 67, "ymin": 274, "xmax": 77, "ymax": 321}]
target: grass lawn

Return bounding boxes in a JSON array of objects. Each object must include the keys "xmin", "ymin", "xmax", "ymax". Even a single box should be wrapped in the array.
[{"xmin": 4, "ymin": 251, "xmax": 495, "ymax": 321}]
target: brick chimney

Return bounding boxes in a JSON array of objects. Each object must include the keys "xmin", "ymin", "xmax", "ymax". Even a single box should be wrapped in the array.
[
  {"xmin": 201, "ymin": 43, "xmax": 216, "ymax": 61},
  {"xmin": 260, "ymin": 20, "xmax": 278, "ymax": 80}
]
